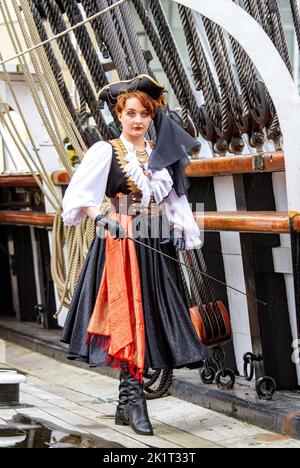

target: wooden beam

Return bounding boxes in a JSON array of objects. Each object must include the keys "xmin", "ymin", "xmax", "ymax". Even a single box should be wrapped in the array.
[
  {"xmin": 0, "ymin": 174, "xmax": 41, "ymax": 187},
  {"xmin": 186, "ymin": 152, "xmax": 285, "ymax": 177},
  {"xmin": 0, "ymin": 211, "xmax": 53, "ymax": 228}
]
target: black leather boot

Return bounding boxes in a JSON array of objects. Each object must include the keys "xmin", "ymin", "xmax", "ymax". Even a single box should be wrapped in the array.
[
  {"xmin": 123, "ymin": 371, "xmax": 153, "ymax": 436},
  {"xmin": 115, "ymin": 369, "xmax": 129, "ymax": 426}
]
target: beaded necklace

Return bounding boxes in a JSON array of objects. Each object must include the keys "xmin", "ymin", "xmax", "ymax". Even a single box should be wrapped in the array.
[{"xmin": 135, "ymin": 148, "xmax": 150, "ymax": 164}]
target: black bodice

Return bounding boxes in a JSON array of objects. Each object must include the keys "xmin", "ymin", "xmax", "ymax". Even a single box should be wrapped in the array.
[
  {"xmin": 105, "ymin": 139, "xmax": 139, "ymax": 198},
  {"xmin": 105, "ymin": 147, "xmax": 130, "ymax": 197}
]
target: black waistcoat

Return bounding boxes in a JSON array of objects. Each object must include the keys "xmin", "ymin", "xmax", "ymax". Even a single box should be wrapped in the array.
[{"xmin": 105, "ymin": 139, "xmax": 140, "ymax": 198}]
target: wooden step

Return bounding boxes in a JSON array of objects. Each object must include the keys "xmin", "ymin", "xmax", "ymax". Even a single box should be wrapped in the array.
[{"xmin": 1, "ymin": 210, "xmax": 299, "ymax": 233}]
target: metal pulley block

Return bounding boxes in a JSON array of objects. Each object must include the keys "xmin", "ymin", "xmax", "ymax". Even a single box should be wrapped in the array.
[
  {"xmin": 169, "ymin": 109, "xmax": 199, "ymax": 139},
  {"xmin": 229, "ymin": 135, "xmax": 245, "ymax": 154},
  {"xmin": 214, "ymin": 102, "xmax": 234, "ymax": 141},
  {"xmin": 213, "ymin": 138, "xmax": 229, "ymax": 156},
  {"xmin": 198, "ymin": 105, "xmax": 216, "ymax": 142}
]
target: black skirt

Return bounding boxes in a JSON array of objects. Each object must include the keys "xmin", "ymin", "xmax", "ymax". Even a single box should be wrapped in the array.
[{"xmin": 61, "ymin": 215, "xmax": 211, "ymax": 370}]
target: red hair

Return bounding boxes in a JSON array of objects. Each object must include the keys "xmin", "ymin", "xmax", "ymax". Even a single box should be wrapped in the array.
[{"xmin": 115, "ymin": 90, "xmax": 166, "ymax": 118}]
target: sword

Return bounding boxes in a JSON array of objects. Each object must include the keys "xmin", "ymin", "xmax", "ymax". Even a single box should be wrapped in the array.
[{"xmin": 124, "ymin": 235, "xmax": 267, "ymax": 307}]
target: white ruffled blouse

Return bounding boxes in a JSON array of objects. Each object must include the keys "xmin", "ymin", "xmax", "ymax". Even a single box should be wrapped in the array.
[{"xmin": 62, "ymin": 133, "xmax": 202, "ymax": 249}]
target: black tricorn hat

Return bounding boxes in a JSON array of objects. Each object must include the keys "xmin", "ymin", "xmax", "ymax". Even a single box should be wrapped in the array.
[{"xmin": 98, "ymin": 74, "xmax": 167, "ymax": 107}]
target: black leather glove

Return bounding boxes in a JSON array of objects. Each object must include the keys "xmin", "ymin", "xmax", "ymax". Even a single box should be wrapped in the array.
[
  {"xmin": 170, "ymin": 227, "xmax": 185, "ymax": 251},
  {"xmin": 95, "ymin": 214, "xmax": 126, "ymax": 239}
]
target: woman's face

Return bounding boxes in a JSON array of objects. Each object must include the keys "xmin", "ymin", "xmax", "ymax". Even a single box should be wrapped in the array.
[{"xmin": 118, "ymin": 97, "xmax": 152, "ymax": 139}]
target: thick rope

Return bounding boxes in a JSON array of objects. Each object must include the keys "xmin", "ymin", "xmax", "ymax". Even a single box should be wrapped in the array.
[
  {"xmin": 0, "ymin": 0, "xmax": 128, "ymax": 66},
  {"xmin": 27, "ymin": 0, "xmax": 86, "ymax": 145},
  {"xmin": 0, "ymin": 1, "xmax": 74, "ymax": 176},
  {"xmin": 51, "ymin": 201, "xmax": 110, "ymax": 316},
  {"xmin": 60, "ymin": 0, "xmax": 108, "ymax": 93},
  {"xmin": 19, "ymin": 0, "xmax": 87, "ymax": 160},
  {"xmin": 81, "ymin": 0, "xmax": 129, "ymax": 80},
  {"xmin": 290, "ymin": 0, "xmax": 300, "ymax": 52},
  {"xmin": 42, "ymin": 0, "xmax": 110, "ymax": 140},
  {"xmin": 178, "ymin": 5, "xmax": 219, "ymax": 125},
  {"xmin": 0, "ymin": 113, "xmax": 59, "ymax": 210}
]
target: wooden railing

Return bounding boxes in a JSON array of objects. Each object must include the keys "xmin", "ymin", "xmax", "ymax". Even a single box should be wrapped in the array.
[
  {"xmin": 51, "ymin": 151, "xmax": 285, "ymax": 185},
  {"xmin": 0, "ymin": 211, "xmax": 53, "ymax": 228},
  {"xmin": 0, "ymin": 152, "xmax": 285, "ymax": 188},
  {"xmin": 0, "ymin": 174, "xmax": 42, "ymax": 187},
  {"xmin": 185, "ymin": 152, "xmax": 284, "ymax": 177},
  {"xmin": 1, "ymin": 210, "xmax": 299, "ymax": 233},
  {"xmin": 1, "ymin": 151, "xmax": 298, "ymax": 234}
]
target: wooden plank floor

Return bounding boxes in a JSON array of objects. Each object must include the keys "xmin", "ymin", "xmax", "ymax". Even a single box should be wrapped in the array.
[{"xmin": 1, "ymin": 341, "xmax": 300, "ymax": 448}]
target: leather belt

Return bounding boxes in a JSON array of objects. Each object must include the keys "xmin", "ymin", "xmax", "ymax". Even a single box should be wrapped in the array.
[{"xmin": 109, "ymin": 193, "xmax": 161, "ymax": 218}]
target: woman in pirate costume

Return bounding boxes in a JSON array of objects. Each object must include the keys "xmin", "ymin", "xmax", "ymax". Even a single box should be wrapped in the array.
[{"xmin": 61, "ymin": 75, "xmax": 211, "ymax": 436}]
